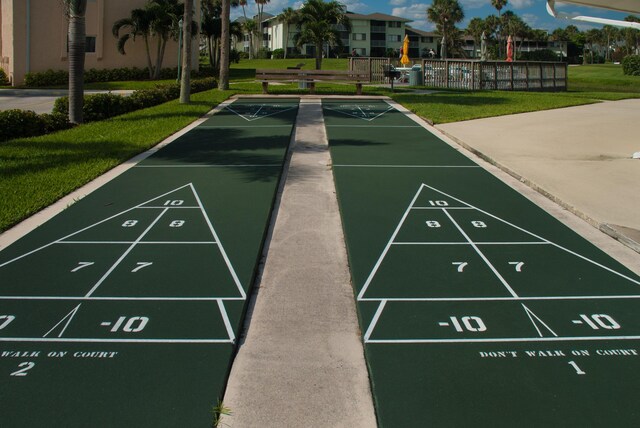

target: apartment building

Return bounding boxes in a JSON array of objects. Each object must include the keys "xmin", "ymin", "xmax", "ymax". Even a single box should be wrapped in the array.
[{"xmin": 0, "ymin": 0, "xmax": 199, "ymax": 86}]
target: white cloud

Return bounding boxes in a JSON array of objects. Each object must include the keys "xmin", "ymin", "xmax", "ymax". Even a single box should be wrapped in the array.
[
  {"xmin": 340, "ymin": 0, "xmax": 369, "ymax": 12},
  {"xmin": 508, "ymin": 0, "xmax": 534, "ymax": 9},
  {"xmin": 521, "ymin": 13, "xmax": 539, "ymax": 27},
  {"xmin": 389, "ymin": 0, "xmax": 407, "ymax": 6},
  {"xmin": 392, "ymin": 4, "xmax": 429, "ymax": 22},
  {"xmin": 460, "ymin": 0, "xmax": 490, "ymax": 10}
]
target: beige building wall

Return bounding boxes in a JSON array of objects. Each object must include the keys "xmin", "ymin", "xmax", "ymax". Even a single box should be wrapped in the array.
[{"xmin": 1, "ymin": 0, "xmax": 199, "ymax": 86}]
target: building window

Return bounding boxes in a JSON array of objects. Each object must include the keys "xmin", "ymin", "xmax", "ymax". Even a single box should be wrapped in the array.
[
  {"xmin": 387, "ymin": 34, "xmax": 401, "ymax": 42},
  {"xmin": 421, "ymin": 36, "xmax": 433, "ymax": 43},
  {"xmin": 388, "ymin": 21, "xmax": 401, "ymax": 28},
  {"xmin": 352, "ymin": 33, "xmax": 366, "ymax": 41},
  {"xmin": 85, "ymin": 36, "xmax": 96, "ymax": 53}
]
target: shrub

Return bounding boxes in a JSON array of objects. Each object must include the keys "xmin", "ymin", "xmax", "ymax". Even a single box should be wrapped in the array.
[
  {"xmin": 518, "ymin": 49, "xmax": 561, "ymax": 62},
  {"xmin": 622, "ymin": 55, "xmax": 640, "ymax": 76},
  {"xmin": 0, "ymin": 110, "xmax": 72, "ymax": 142},
  {"xmin": 230, "ymin": 49, "xmax": 242, "ymax": 63},
  {"xmin": 238, "ymin": 51, "xmax": 250, "ymax": 59},
  {"xmin": 256, "ymin": 48, "xmax": 271, "ymax": 59},
  {"xmin": 53, "ymin": 77, "xmax": 217, "ymax": 122},
  {"xmin": 24, "ymin": 69, "xmax": 68, "ymax": 87},
  {"xmin": 0, "ymin": 68, "xmax": 9, "ymax": 85},
  {"xmin": 272, "ymin": 48, "xmax": 285, "ymax": 59}
]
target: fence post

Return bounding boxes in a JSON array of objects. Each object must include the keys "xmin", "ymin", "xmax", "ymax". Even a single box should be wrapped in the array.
[
  {"xmin": 510, "ymin": 62, "xmax": 514, "ymax": 90},
  {"xmin": 553, "ymin": 63, "xmax": 557, "ymax": 91},
  {"xmin": 368, "ymin": 57, "xmax": 372, "ymax": 83},
  {"xmin": 494, "ymin": 62, "xmax": 498, "ymax": 90},
  {"xmin": 525, "ymin": 62, "xmax": 529, "ymax": 90},
  {"xmin": 445, "ymin": 60, "xmax": 449, "ymax": 88},
  {"xmin": 471, "ymin": 61, "xmax": 476, "ymax": 90},
  {"xmin": 540, "ymin": 63, "xmax": 543, "ymax": 89}
]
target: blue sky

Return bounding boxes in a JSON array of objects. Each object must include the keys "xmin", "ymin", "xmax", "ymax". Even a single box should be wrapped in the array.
[{"xmin": 232, "ymin": 0, "xmax": 635, "ymax": 32}]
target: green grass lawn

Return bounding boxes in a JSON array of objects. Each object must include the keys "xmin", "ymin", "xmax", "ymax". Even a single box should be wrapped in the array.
[{"xmin": 568, "ymin": 63, "xmax": 640, "ymax": 92}]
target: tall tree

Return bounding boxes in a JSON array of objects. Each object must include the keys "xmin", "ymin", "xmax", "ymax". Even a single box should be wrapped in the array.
[
  {"xmin": 201, "ymin": 0, "xmax": 222, "ymax": 68},
  {"xmin": 238, "ymin": 0, "xmax": 254, "ymax": 58},
  {"xmin": 491, "ymin": 0, "xmax": 507, "ymax": 57},
  {"xmin": 622, "ymin": 16, "xmax": 640, "ymax": 55},
  {"xmin": 65, "ymin": 0, "xmax": 88, "ymax": 124},
  {"xmin": 280, "ymin": 7, "xmax": 299, "ymax": 58},
  {"xmin": 219, "ymin": 0, "xmax": 231, "ymax": 89},
  {"xmin": 255, "ymin": 0, "xmax": 271, "ymax": 54},
  {"xmin": 180, "ymin": 0, "xmax": 193, "ymax": 103},
  {"xmin": 465, "ymin": 17, "xmax": 485, "ymax": 58},
  {"xmin": 295, "ymin": 0, "xmax": 350, "ymax": 69},
  {"xmin": 113, "ymin": 8, "xmax": 155, "ymax": 78},
  {"xmin": 501, "ymin": 11, "xmax": 530, "ymax": 60},
  {"xmin": 147, "ymin": 0, "xmax": 184, "ymax": 79},
  {"xmin": 601, "ymin": 25, "xmax": 619, "ymax": 61},
  {"xmin": 426, "ymin": 0, "xmax": 465, "ymax": 59}
]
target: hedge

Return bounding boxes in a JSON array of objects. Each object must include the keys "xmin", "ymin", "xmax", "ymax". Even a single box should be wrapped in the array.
[
  {"xmin": 622, "ymin": 55, "xmax": 640, "ymax": 76},
  {"xmin": 24, "ymin": 66, "xmax": 215, "ymax": 87},
  {"xmin": 53, "ymin": 77, "xmax": 217, "ymax": 122},
  {"xmin": 0, "ymin": 68, "xmax": 9, "ymax": 85},
  {"xmin": 0, "ymin": 110, "xmax": 72, "ymax": 143}
]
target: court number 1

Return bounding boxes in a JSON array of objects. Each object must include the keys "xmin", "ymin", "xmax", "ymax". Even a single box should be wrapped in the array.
[
  {"xmin": 450, "ymin": 316, "xmax": 487, "ymax": 333},
  {"xmin": 0, "ymin": 315, "xmax": 15, "ymax": 330},
  {"xmin": 10, "ymin": 362, "xmax": 35, "ymax": 377},
  {"xmin": 110, "ymin": 316, "xmax": 149, "ymax": 333},
  {"xmin": 568, "ymin": 361, "xmax": 586, "ymax": 375}
]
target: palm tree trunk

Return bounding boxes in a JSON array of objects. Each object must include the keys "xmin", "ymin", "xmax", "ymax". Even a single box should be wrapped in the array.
[
  {"xmin": 144, "ymin": 35, "xmax": 154, "ymax": 79},
  {"xmin": 315, "ymin": 40, "xmax": 322, "ymax": 70},
  {"xmin": 180, "ymin": 0, "xmax": 193, "ymax": 104},
  {"xmin": 154, "ymin": 38, "xmax": 167, "ymax": 80},
  {"xmin": 219, "ymin": 0, "xmax": 230, "ymax": 90},
  {"xmin": 153, "ymin": 37, "xmax": 162, "ymax": 79},
  {"xmin": 67, "ymin": 0, "xmax": 87, "ymax": 124},
  {"xmin": 208, "ymin": 37, "xmax": 214, "ymax": 68}
]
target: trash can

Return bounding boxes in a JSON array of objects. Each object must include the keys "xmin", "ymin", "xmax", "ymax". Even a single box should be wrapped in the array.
[{"xmin": 409, "ymin": 69, "xmax": 423, "ymax": 86}]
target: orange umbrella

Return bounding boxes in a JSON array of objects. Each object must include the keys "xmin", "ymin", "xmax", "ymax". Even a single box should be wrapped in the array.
[
  {"xmin": 506, "ymin": 35, "xmax": 514, "ymax": 62},
  {"xmin": 401, "ymin": 35, "xmax": 410, "ymax": 66}
]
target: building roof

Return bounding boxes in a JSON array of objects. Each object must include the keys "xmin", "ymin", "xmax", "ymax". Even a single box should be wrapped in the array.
[
  {"xmin": 405, "ymin": 27, "xmax": 438, "ymax": 37},
  {"xmin": 345, "ymin": 12, "xmax": 412, "ymax": 23}
]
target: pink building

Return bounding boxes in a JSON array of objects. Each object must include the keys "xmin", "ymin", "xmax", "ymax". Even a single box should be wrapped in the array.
[{"xmin": 0, "ymin": 0, "xmax": 199, "ymax": 86}]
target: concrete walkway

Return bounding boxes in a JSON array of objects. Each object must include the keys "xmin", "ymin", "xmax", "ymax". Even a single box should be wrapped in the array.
[
  {"xmin": 0, "ymin": 89, "xmax": 134, "ymax": 114},
  {"xmin": 221, "ymin": 99, "xmax": 377, "ymax": 427},
  {"xmin": 438, "ymin": 99, "xmax": 640, "ymax": 253}
]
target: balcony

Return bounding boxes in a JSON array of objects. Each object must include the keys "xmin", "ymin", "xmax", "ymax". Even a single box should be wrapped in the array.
[
  {"xmin": 371, "ymin": 25, "xmax": 386, "ymax": 33},
  {"xmin": 371, "ymin": 40, "xmax": 386, "ymax": 47}
]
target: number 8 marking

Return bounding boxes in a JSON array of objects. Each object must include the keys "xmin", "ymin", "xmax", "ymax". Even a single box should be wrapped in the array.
[{"xmin": 472, "ymin": 221, "xmax": 487, "ymax": 228}]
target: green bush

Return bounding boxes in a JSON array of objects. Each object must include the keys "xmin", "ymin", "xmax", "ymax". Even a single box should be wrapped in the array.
[
  {"xmin": 24, "ymin": 69, "xmax": 68, "ymax": 87},
  {"xmin": 53, "ymin": 77, "xmax": 217, "ymax": 122},
  {"xmin": 0, "ymin": 68, "xmax": 9, "ymax": 85},
  {"xmin": 0, "ymin": 109, "xmax": 71, "ymax": 142},
  {"xmin": 238, "ymin": 51, "xmax": 250, "ymax": 59},
  {"xmin": 256, "ymin": 48, "xmax": 271, "ymax": 59},
  {"xmin": 622, "ymin": 55, "xmax": 640, "ymax": 76},
  {"xmin": 272, "ymin": 49, "xmax": 285, "ymax": 59},
  {"xmin": 230, "ymin": 49, "xmax": 241, "ymax": 63},
  {"xmin": 518, "ymin": 49, "xmax": 561, "ymax": 62}
]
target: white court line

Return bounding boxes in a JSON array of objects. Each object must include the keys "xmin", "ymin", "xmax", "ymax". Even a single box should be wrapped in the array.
[
  {"xmin": 391, "ymin": 241, "xmax": 551, "ymax": 245},
  {"xmin": 333, "ymin": 165, "xmax": 480, "ymax": 168},
  {"xmin": 443, "ymin": 209, "xmax": 520, "ymax": 298},
  {"xmin": 412, "ymin": 207, "xmax": 474, "ymax": 209},
  {"xmin": 0, "ymin": 337, "xmax": 234, "ymax": 344},
  {"xmin": 0, "ymin": 184, "xmax": 194, "ymax": 268},
  {"xmin": 323, "ymin": 105, "xmax": 395, "ymax": 122},
  {"xmin": 357, "ymin": 184, "xmax": 425, "ymax": 301},
  {"xmin": 0, "ymin": 296, "xmax": 245, "ymax": 301},
  {"xmin": 58, "ymin": 241, "xmax": 217, "ymax": 245},
  {"xmin": 358, "ymin": 295, "xmax": 640, "ymax": 302},
  {"xmin": 197, "ymin": 125, "xmax": 292, "ymax": 128},
  {"xmin": 190, "ymin": 184, "xmax": 246, "ymax": 300},
  {"xmin": 364, "ymin": 300, "xmax": 387, "ymax": 342},
  {"xmin": 43, "ymin": 304, "xmax": 81, "ymax": 338},
  {"xmin": 326, "ymin": 125, "xmax": 423, "ymax": 128},
  {"xmin": 366, "ymin": 335, "xmax": 640, "ymax": 344},
  {"xmin": 522, "ymin": 303, "xmax": 558, "ymax": 338},
  {"xmin": 135, "ymin": 164, "xmax": 281, "ymax": 168},
  {"xmin": 225, "ymin": 104, "xmax": 297, "ymax": 122},
  {"xmin": 137, "ymin": 206, "xmax": 199, "ymax": 208},
  {"xmin": 423, "ymin": 184, "xmax": 640, "ymax": 286},
  {"xmin": 84, "ymin": 208, "xmax": 169, "ymax": 298},
  {"xmin": 217, "ymin": 300, "xmax": 236, "ymax": 343}
]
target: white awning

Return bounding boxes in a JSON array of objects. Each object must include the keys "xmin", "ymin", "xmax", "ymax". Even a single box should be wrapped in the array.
[{"xmin": 547, "ymin": 0, "xmax": 640, "ymax": 29}]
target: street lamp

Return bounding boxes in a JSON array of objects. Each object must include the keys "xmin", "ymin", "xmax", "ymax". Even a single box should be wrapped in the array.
[{"xmin": 177, "ymin": 18, "xmax": 183, "ymax": 83}]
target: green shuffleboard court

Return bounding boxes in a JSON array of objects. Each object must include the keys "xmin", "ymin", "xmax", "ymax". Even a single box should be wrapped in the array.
[
  {"xmin": 0, "ymin": 98, "xmax": 298, "ymax": 427},
  {"xmin": 324, "ymin": 99, "xmax": 640, "ymax": 427}
]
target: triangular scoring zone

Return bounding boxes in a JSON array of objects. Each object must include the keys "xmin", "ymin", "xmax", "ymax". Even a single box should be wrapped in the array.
[
  {"xmin": 358, "ymin": 183, "xmax": 640, "ymax": 302},
  {"xmin": 0, "ymin": 183, "xmax": 246, "ymax": 301},
  {"xmin": 224, "ymin": 103, "xmax": 297, "ymax": 122},
  {"xmin": 323, "ymin": 103, "xmax": 395, "ymax": 121}
]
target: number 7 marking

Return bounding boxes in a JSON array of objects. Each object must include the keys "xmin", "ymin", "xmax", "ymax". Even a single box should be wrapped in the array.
[
  {"xmin": 132, "ymin": 262, "xmax": 153, "ymax": 273},
  {"xmin": 71, "ymin": 262, "xmax": 94, "ymax": 273},
  {"xmin": 452, "ymin": 262, "xmax": 468, "ymax": 273}
]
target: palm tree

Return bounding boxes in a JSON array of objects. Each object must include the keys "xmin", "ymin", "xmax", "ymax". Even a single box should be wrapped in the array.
[
  {"xmin": 201, "ymin": 1, "xmax": 221, "ymax": 68},
  {"xmin": 112, "ymin": 8, "xmax": 155, "ymax": 79},
  {"xmin": 491, "ymin": 0, "xmax": 507, "ymax": 57},
  {"xmin": 180, "ymin": 0, "xmax": 193, "ymax": 103},
  {"xmin": 426, "ymin": 0, "xmax": 464, "ymax": 59},
  {"xmin": 255, "ymin": 0, "xmax": 271, "ymax": 54},
  {"xmin": 243, "ymin": 18, "xmax": 258, "ymax": 58},
  {"xmin": 237, "ymin": 0, "xmax": 254, "ymax": 58},
  {"xmin": 147, "ymin": 0, "xmax": 184, "ymax": 79},
  {"xmin": 500, "ymin": 11, "xmax": 530, "ymax": 60},
  {"xmin": 465, "ymin": 17, "xmax": 485, "ymax": 58},
  {"xmin": 280, "ymin": 7, "xmax": 299, "ymax": 59},
  {"xmin": 219, "ymin": 0, "xmax": 231, "ymax": 89},
  {"xmin": 295, "ymin": 0, "xmax": 350, "ymax": 69},
  {"xmin": 65, "ymin": 0, "xmax": 87, "ymax": 124}
]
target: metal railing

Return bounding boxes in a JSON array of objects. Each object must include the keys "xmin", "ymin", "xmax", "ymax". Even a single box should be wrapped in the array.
[{"xmin": 349, "ymin": 57, "xmax": 568, "ymax": 91}]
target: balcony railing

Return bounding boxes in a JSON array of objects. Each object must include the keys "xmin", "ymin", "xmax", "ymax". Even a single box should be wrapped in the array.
[{"xmin": 370, "ymin": 25, "xmax": 386, "ymax": 33}]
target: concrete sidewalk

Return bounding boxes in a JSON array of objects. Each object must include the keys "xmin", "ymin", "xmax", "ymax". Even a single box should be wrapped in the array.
[{"xmin": 437, "ymin": 99, "xmax": 640, "ymax": 253}]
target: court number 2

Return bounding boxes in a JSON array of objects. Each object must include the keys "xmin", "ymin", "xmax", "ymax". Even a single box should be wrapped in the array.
[
  {"xmin": 110, "ymin": 316, "xmax": 149, "ymax": 333},
  {"xmin": 10, "ymin": 362, "xmax": 35, "ymax": 377},
  {"xmin": 450, "ymin": 316, "xmax": 487, "ymax": 333},
  {"xmin": 0, "ymin": 315, "xmax": 15, "ymax": 330}
]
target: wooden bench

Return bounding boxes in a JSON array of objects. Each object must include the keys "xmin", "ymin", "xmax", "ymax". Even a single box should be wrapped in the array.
[{"xmin": 256, "ymin": 69, "xmax": 370, "ymax": 95}]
